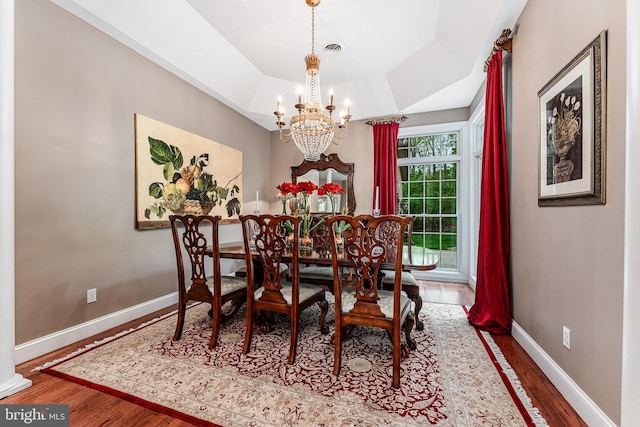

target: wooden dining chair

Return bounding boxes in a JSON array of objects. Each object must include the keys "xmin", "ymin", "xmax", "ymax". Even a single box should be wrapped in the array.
[
  {"xmin": 377, "ymin": 216, "xmax": 425, "ymax": 330},
  {"xmin": 170, "ymin": 214, "xmax": 248, "ymax": 349},
  {"xmin": 325, "ymin": 214, "xmax": 416, "ymax": 388},
  {"xmin": 240, "ymin": 214, "xmax": 329, "ymax": 364},
  {"xmin": 298, "ymin": 215, "xmax": 336, "ymax": 291}
]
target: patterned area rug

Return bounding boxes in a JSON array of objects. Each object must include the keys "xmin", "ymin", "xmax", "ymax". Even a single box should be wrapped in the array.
[{"xmin": 39, "ymin": 302, "xmax": 547, "ymax": 426}]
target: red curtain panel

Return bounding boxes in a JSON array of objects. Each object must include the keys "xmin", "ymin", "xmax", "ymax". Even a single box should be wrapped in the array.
[
  {"xmin": 373, "ymin": 122, "xmax": 399, "ymax": 215},
  {"xmin": 468, "ymin": 50, "xmax": 512, "ymax": 335}
]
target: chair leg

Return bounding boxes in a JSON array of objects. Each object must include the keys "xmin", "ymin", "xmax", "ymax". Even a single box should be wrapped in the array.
[
  {"xmin": 317, "ymin": 299, "xmax": 329, "ymax": 335},
  {"xmin": 209, "ymin": 302, "xmax": 222, "ymax": 350},
  {"xmin": 288, "ymin": 315, "xmax": 299, "ymax": 365},
  {"xmin": 173, "ymin": 300, "xmax": 187, "ymax": 341},
  {"xmin": 243, "ymin": 302, "xmax": 254, "ymax": 355},
  {"xmin": 413, "ymin": 295, "xmax": 424, "ymax": 331},
  {"xmin": 222, "ymin": 296, "xmax": 245, "ymax": 322},
  {"xmin": 333, "ymin": 320, "xmax": 342, "ymax": 377},
  {"xmin": 392, "ymin": 329, "xmax": 401, "ymax": 389},
  {"xmin": 404, "ymin": 311, "xmax": 417, "ymax": 351}
]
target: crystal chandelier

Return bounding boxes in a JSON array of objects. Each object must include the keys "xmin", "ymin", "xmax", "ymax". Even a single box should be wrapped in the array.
[{"xmin": 274, "ymin": 0, "xmax": 351, "ymax": 162}]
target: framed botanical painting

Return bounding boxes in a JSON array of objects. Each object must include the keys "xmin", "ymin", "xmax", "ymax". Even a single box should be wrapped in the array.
[
  {"xmin": 538, "ymin": 30, "xmax": 606, "ymax": 206},
  {"xmin": 135, "ymin": 114, "xmax": 242, "ymax": 229}
]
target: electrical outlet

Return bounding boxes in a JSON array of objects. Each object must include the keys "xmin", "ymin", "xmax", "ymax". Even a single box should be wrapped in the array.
[
  {"xmin": 562, "ymin": 326, "xmax": 571, "ymax": 350},
  {"xmin": 87, "ymin": 288, "xmax": 97, "ymax": 304}
]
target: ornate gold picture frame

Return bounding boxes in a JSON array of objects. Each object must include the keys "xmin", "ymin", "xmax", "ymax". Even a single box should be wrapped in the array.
[{"xmin": 538, "ymin": 30, "xmax": 606, "ymax": 207}]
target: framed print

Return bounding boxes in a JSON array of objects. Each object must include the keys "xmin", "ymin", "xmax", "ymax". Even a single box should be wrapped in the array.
[
  {"xmin": 538, "ymin": 30, "xmax": 606, "ymax": 206},
  {"xmin": 135, "ymin": 114, "xmax": 243, "ymax": 229}
]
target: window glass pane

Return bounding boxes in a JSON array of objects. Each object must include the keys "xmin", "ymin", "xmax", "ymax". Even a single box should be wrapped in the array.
[
  {"xmin": 426, "ymin": 198, "xmax": 440, "ymax": 215},
  {"xmin": 425, "ymin": 182, "xmax": 440, "ymax": 197},
  {"xmin": 441, "ymin": 198, "xmax": 456, "ymax": 214},
  {"xmin": 410, "ymin": 164, "xmax": 424, "ymax": 181},
  {"xmin": 442, "ymin": 217, "xmax": 457, "ymax": 233},
  {"xmin": 412, "ymin": 217, "xmax": 424, "ymax": 233},
  {"xmin": 409, "ymin": 181, "xmax": 424, "ymax": 197},
  {"xmin": 442, "ymin": 234, "xmax": 457, "ymax": 250},
  {"xmin": 442, "ymin": 163, "xmax": 457, "ymax": 179},
  {"xmin": 398, "ymin": 138, "xmax": 409, "ymax": 159},
  {"xmin": 441, "ymin": 180, "xmax": 456, "ymax": 197},
  {"xmin": 409, "ymin": 198, "xmax": 424, "ymax": 215},
  {"xmin": 425, "ymin": 164, "xmax": 440, "ymax": 180},
  {"xmin": 425, "ymin": 233, "xmax": 441, "ymax": 250},
  {"xmin": 425, "ymin": 217, "xmax": 440, "ymax": 232}
]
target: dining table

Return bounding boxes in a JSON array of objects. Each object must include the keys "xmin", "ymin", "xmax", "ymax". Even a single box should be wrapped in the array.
[{"xmin": 215, "ymin": 241, "xmax": 439, "ymax": 330}]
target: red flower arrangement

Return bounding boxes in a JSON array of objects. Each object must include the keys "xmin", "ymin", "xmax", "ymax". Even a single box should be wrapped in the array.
[
  {"xmin": 276, "ymin": 182, "xmax": 299, "ymax": 214},
  {"xmin": 296, "ymin": 181, "xmax": 318, "ymax": 195},
  {"xmin": 275, "ymin": 181, "xmax": 321, "ymax": 237},
  {"xmin": 319, "ymin": 182, "xmax": 350, "ymax": 235},
  {"xmin": 318, "ymin": 182, "xmax": 344, "ymax": 214}
]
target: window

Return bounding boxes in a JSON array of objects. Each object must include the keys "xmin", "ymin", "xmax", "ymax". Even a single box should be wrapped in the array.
[{"xmin": 398, "ymin": 124, "xmax": 466, "ymax": 275}]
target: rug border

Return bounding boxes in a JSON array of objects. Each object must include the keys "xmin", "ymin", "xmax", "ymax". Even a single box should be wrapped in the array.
[
  {"xmin": 462, "ymin": 305, "xmax": 548, "ymax": 427},
  {"xmin": 40, "ymin": 303, "xmax": 221, "ymax": 427}
]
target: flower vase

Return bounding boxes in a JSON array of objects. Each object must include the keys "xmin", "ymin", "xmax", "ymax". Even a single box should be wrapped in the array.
[
  {"xmin": 334, "ymin": 232, "xmax": 344, "ymax": 252},
  {"xmin": 299, "ymin": 234, "xmax": 313, "ymax": 252},
  {"xmin": 286, "ymin": 232, "xmax": 295, "ymax": 249}
]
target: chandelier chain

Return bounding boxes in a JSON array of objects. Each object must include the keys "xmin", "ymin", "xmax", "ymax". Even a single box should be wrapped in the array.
[{"xmin": 311, "ymin": 6, "xmax": 315, "ymax": 54}]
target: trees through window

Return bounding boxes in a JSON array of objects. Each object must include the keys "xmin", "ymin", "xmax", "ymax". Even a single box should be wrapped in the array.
[{"xmin": 398, "ymin": 132, "xmax": 460, "ymax": 270}]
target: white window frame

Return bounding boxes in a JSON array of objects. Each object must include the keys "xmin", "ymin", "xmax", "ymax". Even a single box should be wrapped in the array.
[
  {"xmin": 468, "ymin": 101, "xmax": 485, "ymax": 291},
  {"xmin": 398, "ymin": 121, "xmax": 469, "ymax": 283}
]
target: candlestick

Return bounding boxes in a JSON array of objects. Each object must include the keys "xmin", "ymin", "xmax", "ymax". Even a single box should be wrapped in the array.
[
  {"xmin": 375, "ymin": 186, "xmax": 380, "ymax": 211},
  {"xmin": 255, "ymin": 191, "xmax": 259, "ymax": 211}
]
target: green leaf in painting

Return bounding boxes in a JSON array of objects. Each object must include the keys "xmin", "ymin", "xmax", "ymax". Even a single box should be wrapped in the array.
[
  {"xmin": 149, "ymin": 182, "xmax": 163, "ymax": 199},
  {"xmin": 217, "ymin": 186, "xmax": 229, "ymax": 201},
  {"xmin": 148, "ymin": 137, "xmax": 183, "ymax": 169},
  {"xmin": 198, "ymin": 153, "xmax": 209, "ymax": 168},
  {"xmin": 144, "ymin": 208, "xmax": 151, "ymax": 219},
  {"xmin": 148, "ymin": 137, "xmax": 173, "ymax": 165},
  {"xmin": 170, "ymin": 145, "xmax": 183, "ymax": 170},
  {"xmin": 225, "ymin": 197, "xmax": 241, "ymax": 217},
  {"xmin": 200, "ymin": 172, "xmax": 214, "ymax": 192},
  {"xmin": 163, "ymin": 163, "xmax": 174, "ymax": 181}
]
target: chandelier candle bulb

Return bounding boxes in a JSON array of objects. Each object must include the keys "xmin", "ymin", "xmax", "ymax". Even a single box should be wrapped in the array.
[{"xmin": 329, "ymin": 89, "xmax": 334, "ymax": 106}]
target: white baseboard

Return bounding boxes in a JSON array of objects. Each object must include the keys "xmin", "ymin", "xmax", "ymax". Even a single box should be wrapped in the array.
[
  {"xmin": 512, "ymin": 321, "xmax": 617, "ymax": 427},
  {"xmin": 14, "ymin": 292, "xmax": 178, "ymax": 365}
]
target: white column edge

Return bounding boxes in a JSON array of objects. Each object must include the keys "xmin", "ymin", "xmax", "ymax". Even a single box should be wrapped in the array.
[
  {"xmin": 0, "ymin": 0, "xmax": 31, "ymax": 398},
  {"xmin": 622, "ymin": 1, "xmax": 640, "ymax": 425}
]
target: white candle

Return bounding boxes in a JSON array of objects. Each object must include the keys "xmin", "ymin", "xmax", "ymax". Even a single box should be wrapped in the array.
[
  {"xmin": 255, "ymin": 191, "xmax": 259, "ymax": 211},
  {"xmin": 375, "ymin": 186, "xmax": 380, "ymax": 211}
]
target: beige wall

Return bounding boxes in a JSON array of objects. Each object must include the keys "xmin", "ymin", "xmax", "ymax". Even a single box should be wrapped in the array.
[
  {"xmin": 268, "ymin": 108, "xmax": 469, "ymax": 215},
  {"xmin": 13, "ymin": 0, "xmax": 270, "ymax": 343},
  {"xmin": 512, "ymin": 0, "xmax": 625, "ymax": 423}
]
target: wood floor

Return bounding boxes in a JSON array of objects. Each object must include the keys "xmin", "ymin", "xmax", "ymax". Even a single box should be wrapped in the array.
[{"xmin": 2, "ymin": 282, "xmax": 587, "ymax": 426}]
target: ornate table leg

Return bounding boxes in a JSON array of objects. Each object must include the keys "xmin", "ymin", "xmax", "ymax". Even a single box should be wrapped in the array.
[{"xmin": 403, "ymin": 285, "xmax": 424, "ymax": 331}]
